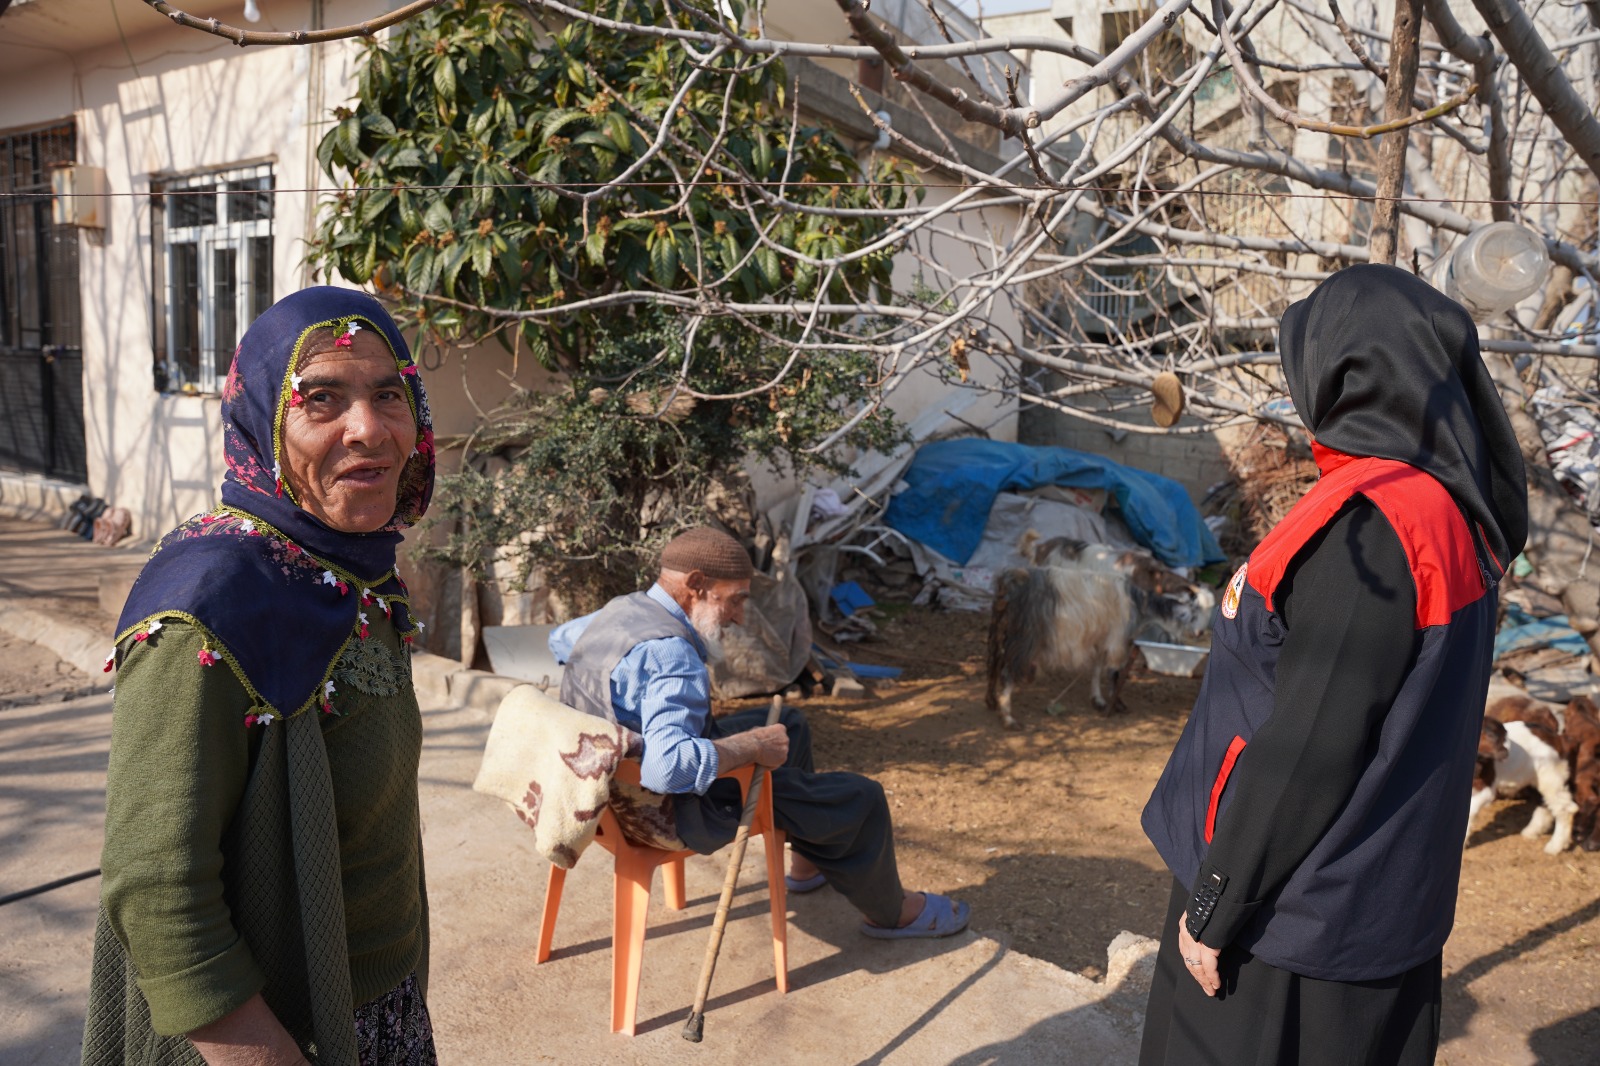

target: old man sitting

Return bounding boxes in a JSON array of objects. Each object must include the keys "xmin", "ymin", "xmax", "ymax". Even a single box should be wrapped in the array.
[{"xmin": 554, "ymin": 527, "xmax": 969, "ymax": 938}]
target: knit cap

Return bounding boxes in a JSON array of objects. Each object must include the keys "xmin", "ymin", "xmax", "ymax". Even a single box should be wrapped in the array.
[{"xmin": 659, "ymin": 527, "xmax": 754, "ymax": 580}]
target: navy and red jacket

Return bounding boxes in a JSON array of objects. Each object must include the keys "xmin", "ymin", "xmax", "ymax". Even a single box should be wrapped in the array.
[{"xmin": 1142, "ymin": 445, "xmax": 1499, "ymax": 981}]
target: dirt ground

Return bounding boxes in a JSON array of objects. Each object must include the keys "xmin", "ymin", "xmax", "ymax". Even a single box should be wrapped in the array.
[
  {"xmin": 0, "ymin": 631, "xmax": 98, "ymax": 710},
  {"xmin": 10, "ymin": 600, "xmax": 1595, "ymax": 1063},
  {"xmin": 729, "ymin": 605, "xmax": 1600, "ymax": 1066}
]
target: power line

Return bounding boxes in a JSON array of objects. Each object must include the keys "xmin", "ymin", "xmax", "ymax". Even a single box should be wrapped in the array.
[{"xmin": 4, "ymin": 180, "xmax": 1598, "ymax": 210}]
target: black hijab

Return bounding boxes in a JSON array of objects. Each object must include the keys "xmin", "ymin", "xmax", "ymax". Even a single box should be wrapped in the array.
[{"xmin": 1279, "ymin": 263, "xmax": 1528, "ymax": 567}]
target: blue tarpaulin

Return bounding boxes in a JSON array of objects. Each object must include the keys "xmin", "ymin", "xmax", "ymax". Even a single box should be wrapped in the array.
[
  {"xmin": 1495, "ymin": 605, "xmax": 1590, "ymax": 660},
  {"xmin": 882, "ymin": 439, "xmax": 1225, "ymax": 569}
]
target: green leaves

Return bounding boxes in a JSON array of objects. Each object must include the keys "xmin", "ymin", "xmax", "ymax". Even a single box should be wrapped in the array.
[
  {"xmin": 751, "ymin": 128, "xmax": 773, "ymax": 176},
  {"xmin": 308, "ymin": 0, "xmax": 916, "ymax": 574},
  {"xmin": 357, "ymin": 188, "xmax": 394, "ymax": 226},
  {"xmin": 540, "ymin": 107, "xmax": 589, "ymax": 143},
  {"xmin": 433, "ymin": 55, "xmax": 457, "ymax": 102},
  {"xmin": 313, "ymin": 0, "xmax": 917, "ymax": 322},
  {"xmin": 405, "ymin": 246, "xmax": 440, "ymax": 294},
  {"xmin": 756, "ymin": 245, "xmax": 781, "ymax": 289},
  {"xmin": 649, "ymin": 229, "xmax": 679, "ymax": 288},
  {"xmin": 423, "ymin": 200, "xmax": 453, "ymax": 235}
]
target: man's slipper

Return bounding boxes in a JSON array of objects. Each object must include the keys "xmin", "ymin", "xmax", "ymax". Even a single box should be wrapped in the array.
[
  {"xmin": 785, "ymin": 872, "xmax": 828, "ymax": 894},
  {"xmin": 859, "ymin": 893, "xmax": 971, "ymax": 940}
]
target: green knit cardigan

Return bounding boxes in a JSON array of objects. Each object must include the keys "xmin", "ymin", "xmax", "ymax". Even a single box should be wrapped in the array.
[{"xmin": 81, "ymin": 639, "xmax": 428, "ymax": 1065}]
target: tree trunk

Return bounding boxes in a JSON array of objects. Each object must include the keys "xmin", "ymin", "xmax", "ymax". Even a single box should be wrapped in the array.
[
  {"xmin": 1369, "ymin": 0, "xmax": 1424, "ymax": 264},
  {"xmin": 1486, "ymin": 354, "xmax": 1600, "ymax": 660}
]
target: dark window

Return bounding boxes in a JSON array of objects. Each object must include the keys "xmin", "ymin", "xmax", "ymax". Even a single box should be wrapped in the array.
[
  {"xmin": 170, "ymin": 241, "xmax": 201, "ymax": 386},
  {"xmin": 0, "ymin": 121, "xmax": 86, "ymax": 482},
  {"xmin": 250, "ymin": 235, "xmax": 273, "ymax": 321},
  {"xmin": 151, "ymin": 163, "xmax": 274, "ymax": 393},
  {"xmin": 228, "ymin": 174, "xmax": 274, "ymax": 222},
  {"xmin": 212, "ymin": 246, "xmax": 238, "ymax": 379},
  {"xmin": 170, "ymin": 184, "xmax": 217, "ymax": 228}
]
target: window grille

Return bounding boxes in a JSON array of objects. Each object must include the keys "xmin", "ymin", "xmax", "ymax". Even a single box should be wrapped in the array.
[{"xmin": 151, "ymin": 163, "xmax": 274, "ymax": 394}]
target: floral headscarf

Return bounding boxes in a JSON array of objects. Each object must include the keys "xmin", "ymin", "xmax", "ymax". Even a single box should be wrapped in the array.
[{"xmin": 112, "ymin": 287, "xmax": 436, "ymax": 724}]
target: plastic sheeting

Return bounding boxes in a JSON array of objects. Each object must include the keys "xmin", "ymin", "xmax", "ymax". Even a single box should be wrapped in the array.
[
  {"xmin": 1495, "ymin": 605, "xmax": 1591, "ymax": 660},
  {"xmin": 883, "ymin": 439, "xmax": 1225, "ymax": 568},
  {"xmin": 906, "ymin": 490, "xmax": 1117, "ymax": 611}
]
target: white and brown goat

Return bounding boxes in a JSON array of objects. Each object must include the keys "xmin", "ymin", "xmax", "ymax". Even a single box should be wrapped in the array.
[
  {"xmin": 985, "ymin": 566, "xmax": 1210, "ymax": 729},
  {"xmin": 1017, "ymin": 530, "xmax": 1200, "ymax": 599}
]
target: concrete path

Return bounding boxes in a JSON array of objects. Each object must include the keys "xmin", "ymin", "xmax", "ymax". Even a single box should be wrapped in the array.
[{"xmin": 0, "ymin": 517, "xmax": 1156, "ymax": 1065}]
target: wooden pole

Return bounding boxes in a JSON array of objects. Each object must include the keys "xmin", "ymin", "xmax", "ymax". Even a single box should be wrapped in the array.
[
  {"xmin": 1369, "ymin": 0, "xmax": 1425, "ymax": 265},
  {"xmin": 682, "ymin": 695, "xmax": 784, "ymax": 1042}
]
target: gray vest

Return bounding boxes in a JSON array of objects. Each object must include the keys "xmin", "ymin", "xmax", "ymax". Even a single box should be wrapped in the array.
[{"xmin": 560, "ymin": 591, "xmax": 703, "ymax": 722}]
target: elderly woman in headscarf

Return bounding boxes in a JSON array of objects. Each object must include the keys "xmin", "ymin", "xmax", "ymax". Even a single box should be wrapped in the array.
[
  {"xmin": 1139, "ymin": 264, "xmax": 1529, "ymax": 1065},
  {"xmin": 82, "ymin": 287, "xmax": 438, "ymax": 1066}
]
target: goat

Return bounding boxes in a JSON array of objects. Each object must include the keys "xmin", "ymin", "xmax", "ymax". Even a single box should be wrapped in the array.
[
  {"xmin": 985, "ymin": 566, "xmax": 1209, "ymax": 729},
  {"xmin": 1017, "ymin": 530, "xmax": 1206, "ymax": 602},
  {"xmin": 1562, "ymin": 695, "xmax": 1600, "ymax": 851},
  {"xmin": 1469, "ymin": 705, "xmax": 1577, "ymax": 854}
]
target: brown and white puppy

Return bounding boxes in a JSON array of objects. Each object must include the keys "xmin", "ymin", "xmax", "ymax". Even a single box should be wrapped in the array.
[
  {"xmin": 1561, "ymin": 696, "xmax": 1600, "ymax": 852},
  {"xmin": 1470, "ymin": 703, "xmax": 1578, "ymax": 854}
]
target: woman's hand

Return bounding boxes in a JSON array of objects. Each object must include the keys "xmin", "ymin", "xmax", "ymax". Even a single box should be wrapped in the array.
[
  {"xmin": 187, "ymin": 994, "xmax": 311, "ymax": 1065},
  {"xmin": 1177, "ymin": 911, "xmax": 1223, "ymax": 996}
]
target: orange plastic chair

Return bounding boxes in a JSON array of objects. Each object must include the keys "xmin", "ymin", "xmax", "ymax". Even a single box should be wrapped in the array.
[{"xmin": 534, "ymin": 759, "xmax": 790, "ymax": 1035}]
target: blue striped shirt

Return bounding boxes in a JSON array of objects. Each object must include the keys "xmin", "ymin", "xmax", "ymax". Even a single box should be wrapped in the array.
[{"xmin": 550, "ymin": 585, "xmax": 720, "ymax": 796}]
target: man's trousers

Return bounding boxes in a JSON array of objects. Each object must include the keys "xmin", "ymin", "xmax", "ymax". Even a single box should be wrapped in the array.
[{"xmin": 672, "ymin": 704, "xmax": 905, "ymax": 928}]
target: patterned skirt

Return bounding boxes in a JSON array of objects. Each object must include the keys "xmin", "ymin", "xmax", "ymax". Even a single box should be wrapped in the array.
[{"xmin": 353, "ymin": 973, "xmax": 438, "ymax": 1066}]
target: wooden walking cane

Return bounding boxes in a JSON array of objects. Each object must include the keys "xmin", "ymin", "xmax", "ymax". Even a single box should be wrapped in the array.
[{"xmin": 682, "ymin": 694, "xmax": 784, "ymax": 1043}]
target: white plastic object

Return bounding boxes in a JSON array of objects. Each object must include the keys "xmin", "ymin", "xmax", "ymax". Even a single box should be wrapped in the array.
[
  {"xmin": 49, "ymin": 165, "xmax": 108, "ymax": 228},
  {"xmin": 1436, "ymin": 222, "xmax": 1551, "ymax": 320},
  {"xmin": 1134, "ymin": 640, "xmax": 1209, "ymax": 677}
]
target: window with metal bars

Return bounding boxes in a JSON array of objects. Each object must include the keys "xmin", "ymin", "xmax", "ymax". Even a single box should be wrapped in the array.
[{"xmin": 150, "ymin": 163, "xmax": 274, "ymax": 394}]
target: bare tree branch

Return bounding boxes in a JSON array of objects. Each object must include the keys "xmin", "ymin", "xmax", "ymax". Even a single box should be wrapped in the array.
[
  {"xmin": 1216, "ymin": 0, "xmax": 1476, "ymax": 139},
  {"xmin": 1369, "ymin": 0, "xmax": 1425, "ymax": 264},
  {"xmin": 1473, "ymin": 0, "xmax": 1600, "ymax": 185},
  {"xmin": 1424, "ymin": 0, "xmax": 1512, "ymax": 220},
  {"xmin": 140, "ymin": 0, "xmax": 447, "ymax": 45}
]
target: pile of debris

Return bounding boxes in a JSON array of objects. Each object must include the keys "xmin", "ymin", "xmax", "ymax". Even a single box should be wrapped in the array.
[
  {"xmin": 1531, "ymin": 380, "xmax": 1600, "ymax": 523},
  {"xmin": 1201, "ymin": 424, "xmax": 1319, "ymax": 562},
  {"xmin": 1496, "ymin": 569, "xmax": 1600, "ymax": 702}
]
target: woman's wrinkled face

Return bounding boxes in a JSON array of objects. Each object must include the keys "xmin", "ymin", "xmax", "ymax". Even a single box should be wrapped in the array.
[{"xmin": 281, "ymin": 331, "xmax": 416, "ymax": 533}]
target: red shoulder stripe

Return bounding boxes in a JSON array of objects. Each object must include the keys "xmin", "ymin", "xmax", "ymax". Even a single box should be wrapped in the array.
[{"xmin": 1248, "ymin": 454, "xmax": 1482, "ymax": 629}]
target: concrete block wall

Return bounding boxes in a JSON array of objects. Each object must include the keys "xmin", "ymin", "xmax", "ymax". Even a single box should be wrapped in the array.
[{"xmin": 1018, "ymin": 405, "xmax": 1236, "ymax": 503}]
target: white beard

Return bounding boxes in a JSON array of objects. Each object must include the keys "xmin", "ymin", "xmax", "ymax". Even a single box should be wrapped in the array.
[{"xmin": 688, "ymin": 601, "xmax": 727, "ymax": 665}]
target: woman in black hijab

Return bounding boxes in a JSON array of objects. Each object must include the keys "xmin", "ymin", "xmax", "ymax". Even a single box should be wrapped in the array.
[{"xmin": 1139, "ymin": 264, "xmax": 1528, "ymax": 1065}]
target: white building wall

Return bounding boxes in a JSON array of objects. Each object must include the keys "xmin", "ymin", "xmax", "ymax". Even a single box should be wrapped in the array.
[{"xmin": 0, "ymin": 0, "xmax": 383, "ymax": 540}]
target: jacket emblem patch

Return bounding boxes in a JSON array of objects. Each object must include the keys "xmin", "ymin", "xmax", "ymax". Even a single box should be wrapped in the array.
[{"xmin": 1222, "ymin": 563, "xmax": 1248, "ymax": 619}]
